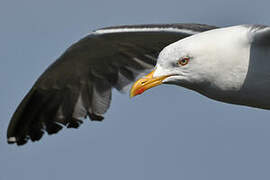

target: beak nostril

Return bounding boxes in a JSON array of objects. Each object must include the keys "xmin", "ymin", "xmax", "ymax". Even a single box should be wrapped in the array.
[{"xmin": 141, "ymin": 80, "xmax": 147, "ymax": 85}]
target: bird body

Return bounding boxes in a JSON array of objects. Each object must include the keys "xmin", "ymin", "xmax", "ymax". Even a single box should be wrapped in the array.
[{"xmin": 7, "ymin": 23, "xmax": 270, "ymax": 145}]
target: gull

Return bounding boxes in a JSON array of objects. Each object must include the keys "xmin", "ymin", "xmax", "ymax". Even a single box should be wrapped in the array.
[{"xmin": 8, "ymin": 23, "xmax": 270, "ymax": 145}]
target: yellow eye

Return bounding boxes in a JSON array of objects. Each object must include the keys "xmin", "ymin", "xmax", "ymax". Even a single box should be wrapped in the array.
[{"xmin": 178, "ymin": 57, "xmax": 189, "ymax": 66}]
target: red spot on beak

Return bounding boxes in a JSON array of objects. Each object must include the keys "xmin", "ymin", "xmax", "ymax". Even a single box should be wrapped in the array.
[{"xmin": 136, "ymin": 87, "xmax": 145, "ymax": 95}]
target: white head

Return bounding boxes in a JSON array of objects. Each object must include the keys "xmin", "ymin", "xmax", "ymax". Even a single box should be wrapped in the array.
[{"xmin": 130, "ymin": 25, "xmax": 250, "ymax": 98}]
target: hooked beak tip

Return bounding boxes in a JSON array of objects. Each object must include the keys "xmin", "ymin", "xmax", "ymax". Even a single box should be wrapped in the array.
[{"xmin": 129, "ymin": 69, "xmax": 169, "ymax": 98}]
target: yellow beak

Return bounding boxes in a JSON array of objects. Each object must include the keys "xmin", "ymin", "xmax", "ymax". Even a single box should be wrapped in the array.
[{"xmin": 130, "ymin": 69, "xmax": 170, "ymax": 98}]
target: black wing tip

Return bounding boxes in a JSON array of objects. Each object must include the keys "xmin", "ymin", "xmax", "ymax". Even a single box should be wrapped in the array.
[
  {"xmin": 67, "ymin": 118, "xmax": 83, "ymax": 128},
  {"xmin": 7, "ymin": 137, "xmax": 16, "ymax": 144},
  {"xmin": 7, "ymin": 137, "xmax": 27, "ymax": 146},
  {"xmin": 7, "ymin": 118, "xmax": 87, "ymax": 146},
  {"xmin": 89, "ymin": 113, "xmax": 104, "ymax": 121}
]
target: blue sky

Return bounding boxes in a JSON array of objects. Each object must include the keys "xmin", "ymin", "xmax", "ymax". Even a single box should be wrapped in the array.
[{"xmin": 1, "ymin": 0, "xmax": 270, "ymax": 179}]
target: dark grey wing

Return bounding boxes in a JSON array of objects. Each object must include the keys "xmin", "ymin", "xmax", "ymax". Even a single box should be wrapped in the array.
[
  {"xmin": 247, "ymin": 25, "xmax": 270, "ymax": 46},
  {"xmin": 7, "ymin": 23, "xmax": 217, "ymax": 145}
]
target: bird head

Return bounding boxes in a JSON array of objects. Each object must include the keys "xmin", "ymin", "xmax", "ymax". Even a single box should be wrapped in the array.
[
  {"xmin": 130, "ymin": 26, "xmax": 249, "ymax": 98},
  {"xmin": 130, "ymin": 32, "xmax": 211, "ymax": 97}
]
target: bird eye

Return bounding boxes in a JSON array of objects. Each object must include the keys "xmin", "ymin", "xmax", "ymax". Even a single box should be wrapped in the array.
[{"xmin": 178, "ymin": 57, "xmax": 189, "ymax": 66}]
